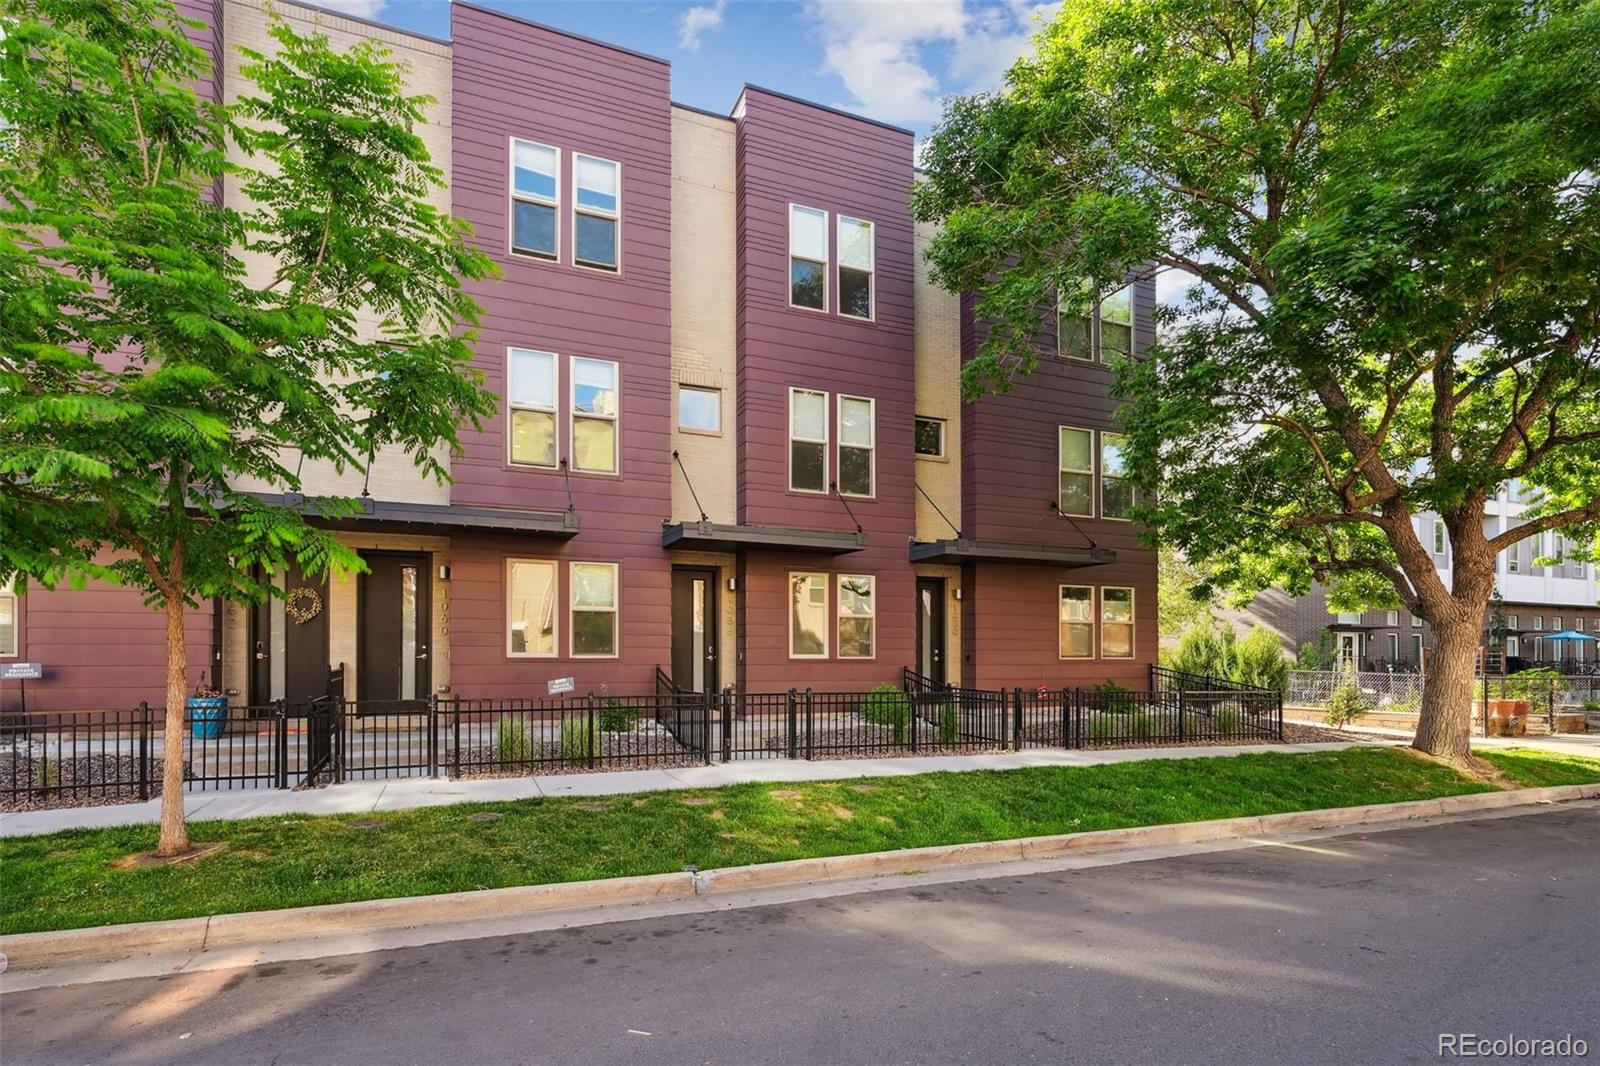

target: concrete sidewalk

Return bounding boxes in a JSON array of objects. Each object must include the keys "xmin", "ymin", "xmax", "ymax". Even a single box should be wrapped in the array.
[{"xmin": 2, "ymin": 739, "xmax": 1390, "ymax": 837}]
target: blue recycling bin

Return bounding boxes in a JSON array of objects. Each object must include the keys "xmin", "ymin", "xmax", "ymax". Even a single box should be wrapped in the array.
[{"xmin": 188, "ymin": 696, "xmax": 228, "ymax": 740}]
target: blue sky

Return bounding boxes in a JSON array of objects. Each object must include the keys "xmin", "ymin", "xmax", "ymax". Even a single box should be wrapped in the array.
[{"xmin": 303, "ymin": 0, "xmax": 1059, "ymax": 138}]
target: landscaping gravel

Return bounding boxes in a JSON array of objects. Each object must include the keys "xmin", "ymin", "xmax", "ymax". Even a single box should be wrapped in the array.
[
  {"xmin": 0, "ymin": 754, "xmax": 189, "ymax": 812},
  {"xmin": 451, "ymin": 729, "xmax": 702, "ymax": 778}
]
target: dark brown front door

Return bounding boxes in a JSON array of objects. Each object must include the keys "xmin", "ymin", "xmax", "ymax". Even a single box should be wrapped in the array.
[
  {"xmin": 358, "ymin": 552, "xmax": 431, "ymax": 710},
  {"xmin": 916, "ymin": 578, "xmax": 946, "ymax": 685},
  {"xmin": 671, "ymin": 567, "xmax": 718, "ymax": 693},
  {"xmin": 250, "ymin": 562, "xmax": 331, "ymax": 708}
]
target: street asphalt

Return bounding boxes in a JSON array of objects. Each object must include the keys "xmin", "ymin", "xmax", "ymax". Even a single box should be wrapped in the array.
[{"xmin": 3, "ymin": 805, "xmax": 1597, "ymax": 1065}]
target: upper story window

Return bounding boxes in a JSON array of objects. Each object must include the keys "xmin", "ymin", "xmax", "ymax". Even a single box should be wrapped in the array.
[
  {"xmin": 1100, "ymin": 433, "xmax": 1133, "ymax": 519},
  {"xmin": 1533, "ymin": 615, "xmax": 1543, "ymax": 631},
  {"xmin": 837, "ymin": 216, "xmax": 874, "ymax": 319},
  {"xmin": 511, "ymin": 139, "xmax": 559, "ymax": 260},
  {"xmin": 1552, "ymin": 616, "xmax": 1562, "ymax": 631},
  {"xmin": 789, "ymin": 205, "xmax": 828, "ymax": 311},
  {"xmin": 1386, "ymin": 611, "xmax": 1399, "ymax": 626},
  {"xmin": 570, "ymin": 562, "xmax": 618, "ymax": 657},
  {"xmin": 507, "ymin": 348, "xmax": 557, "ymax": 468},
  {"xmin": 1058, "ymin": 427, "xmax": 1094, "ymax": 517},
  {"xmin": 1101, "ymin": 587, "xmax": 1135, "ymax": 658},
  {"xmin": 677, "ymin": 385, "xmax": 721, "ymax": 434},
  {"xmin": 914, "ymin": 417, "xmax": 945, "ymax": 458},
  {"xmin": 1507, "ymin": 538, "xmax": 1523, "ymax": 573},
  {"xmin": 837, "ymin": 575, "xmax": 875, "ymax": 658},
  {"xmin": 1059, "ymin": 282, "xmax": 1134, "ymax": 361},
  {"xmin": 789, "ymin": 388, "xmax": 828, "ymax": 493},
  {"xmin": 574, "ymin": 154, "xmax": 620, "ymax": 272},
  {"xmin": 1506, "ymin": 614, "xmax": 1519, "ymax": 630},
  {"xmin": 789, "ymin": 572, "xmax": 828, "ymax": 657},
  {"xmin": 571, "ymin": 357, "xmax": 619, "ymax": 474},
  {"xmin": 506, "ymin": 558, "xmax": 557, "ymax": 657},
  {"xmin": 838, "ymin": 396, "xmax": 875, "ymax": 497}
]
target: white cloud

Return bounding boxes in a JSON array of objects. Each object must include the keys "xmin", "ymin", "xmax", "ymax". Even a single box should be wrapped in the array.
[
  {"xmin": 678, "ymin": 0, "xmax": 727, "ymax": 51},
  {"xmin": 298, "ymin": 0, "xmax": 390, "ymax": 19},
  {"xmin": 804, "ymin": 0, "xmax": 1057, "ymax": 126}
]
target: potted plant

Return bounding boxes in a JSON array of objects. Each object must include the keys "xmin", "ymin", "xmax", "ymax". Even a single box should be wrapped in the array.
[{"xmin": 188, "ymin": 677, "xmax": 228, "ymax": 740}]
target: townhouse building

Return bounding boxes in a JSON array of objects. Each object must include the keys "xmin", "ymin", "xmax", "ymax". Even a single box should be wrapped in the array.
[
  {"xmin": 0, "ymin": 0, "xmax": 1158, "ymax": 714},
  {"xmin": 1234, "ymin": 484, "xmax": 1598, "ymax": 671}
]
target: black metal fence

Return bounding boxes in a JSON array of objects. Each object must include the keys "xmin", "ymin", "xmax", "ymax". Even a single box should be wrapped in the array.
[{"xmin": 1, "ymin": 667, "xmax": 1285, "ymax": 809}]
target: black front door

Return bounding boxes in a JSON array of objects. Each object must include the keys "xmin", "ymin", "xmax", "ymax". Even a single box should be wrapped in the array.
[
  {"xmin": 358, "ymin": 552, "xmax": 431, "ymax": 710},
  {"xmin": 671, "ymin": 567, "xmax": 719, "ymax": 693},
  {"xmin": 250, "ymin": 562, "xmax": 330, "ymax": 708},
  {"xmin": 916, "ymin": 578, "xmax": 946, "ymax": 685}
]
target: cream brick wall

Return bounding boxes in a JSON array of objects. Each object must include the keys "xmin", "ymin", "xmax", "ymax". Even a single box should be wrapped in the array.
[
  {"xmin": 913, "ymin": 218, "xmax": 962, "ymax": 542},
  {"xmin": 668, "ymin": 107, "xmax": 738, "ymax": 524},
  {"xmin": 222, "ymin": 531, "xmax": 451, "ymax": 706},
  {"xmin": 222, "ymin": 0, "xmax": 455, "ymax": 506}
]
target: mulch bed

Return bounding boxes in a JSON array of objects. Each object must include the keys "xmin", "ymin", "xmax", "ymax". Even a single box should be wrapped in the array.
[{"xmin": 0, "ymin": 753, "xmax": 190, "ymax": 812}]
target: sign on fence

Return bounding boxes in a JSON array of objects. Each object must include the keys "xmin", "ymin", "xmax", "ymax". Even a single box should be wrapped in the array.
[
  {"xmin": 1, "ymin": 662, "xmax": 42, "ymax": 680},
  {"xmin": 547, "ymin": 676, "xmax": 576, "ymax": 695}
]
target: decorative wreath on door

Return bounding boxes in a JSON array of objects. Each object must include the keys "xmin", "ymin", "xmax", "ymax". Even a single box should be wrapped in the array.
[{"xmin": 286, "ymin": 586, "xmax": 323, "ymax": 624}]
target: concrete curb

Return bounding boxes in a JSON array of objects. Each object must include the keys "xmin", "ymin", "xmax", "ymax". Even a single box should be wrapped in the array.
[{"xmin": 5, "ymin": 782, "xmax": 1597, "ymax": 974}]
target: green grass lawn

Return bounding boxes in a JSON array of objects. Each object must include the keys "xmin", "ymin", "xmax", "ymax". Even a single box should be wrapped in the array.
[
  {"xmin": 3, "ymin": 746, "xmax": 1596, "ymax": 936},
  {"xmin": 1478, "ymin": 748, "xmax": 1600, "ymax": 788}
]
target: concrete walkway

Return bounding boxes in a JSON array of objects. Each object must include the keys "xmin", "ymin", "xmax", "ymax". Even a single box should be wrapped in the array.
[{"xmin": 2, "ymin": 739, "xmax": 1390, "ymax": 837}]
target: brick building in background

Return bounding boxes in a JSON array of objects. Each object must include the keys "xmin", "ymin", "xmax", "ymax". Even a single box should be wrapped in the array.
[{"xmin": 0, "ymin": 0, "xmax": 1157, "ymax": 713}]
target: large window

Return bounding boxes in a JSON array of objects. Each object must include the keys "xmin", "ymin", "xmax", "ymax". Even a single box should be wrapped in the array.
[
  {"xmin": 507, "ymin": 348, "xmax": 557, "ymax": 467},
  {"xmin": 837, "ymin": 216, "xmax": 874, "ymax": 319},
  {"xmin": 837, "ymin": 575, "xmax": 875, "ymax": 658},
  {"xmin": 1101, "ymin": 587, "xmax": 1135, "ymax": 658},
  {"xmin": 677, "ymin": 385, "xmax": 721, "ymax": 434},
  {"xmin": 570, "ymin": 562, "xmax": 618, "ymax": 656},
  {"xmin": 914, "ymin": 416, "xmax": 945, "ymax": 458},
  {"xmin": 1059, "ymin": 586, "xmax": 1094, "ymax": 659},
  {"xmin": 571, "ymin": 357, "xmax": 619, "ymax": 473},
  {"xmin": 837, "ymin": 396, "xmax": 875, "ymax": 496},
  {"xmin": 1099, "ymin": 285, "xmax": 1133, "ymax": 360},
  {"xmin": 574, "ymin": 154, "xmax": 620, "ymax": 271},
  {"xmin": 510, "ymin": 139, "xmax": 559, "ymax": 259},
  {"xmin": 1100, "ymin": 432, "xmax": 1133, "ymax": 518},
  {"xmin": 789, "ymin": 205, "xmax": 828, "ymax": 311},
  {"xmin": 790, "ymin": 573, "xmax": 828, "ymax": 657},
  {"xmin": 1058, "ymin": 427, "xmax": 1094, "ymax": 517},
  {"xmin": 789, "ymin": 388, "xmax": 828, "ymax": 493},
  {"xmin": 506, "ymin": 559, "xmax": 557, "ymax": 656}
]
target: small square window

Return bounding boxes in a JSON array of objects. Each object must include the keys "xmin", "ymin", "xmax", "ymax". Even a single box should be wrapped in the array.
[
  {"xmin": 914, "ymin": 417, "xmax": 945, "ymax": 458},
  {"xmin": 677, "ymin": 386, "xmax": 721, "ymax": 434}
]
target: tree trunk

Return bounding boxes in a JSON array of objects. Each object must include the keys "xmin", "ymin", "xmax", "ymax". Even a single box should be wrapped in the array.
[
  {"xmin": 156, "ymin": 593, "xmax": 192, "ymax": 857},
  {"xmin": 1412, "ymin": 617, "xmax": 1480, "ymax": 764}
]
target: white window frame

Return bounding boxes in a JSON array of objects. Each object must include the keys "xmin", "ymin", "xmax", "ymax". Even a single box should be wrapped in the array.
[
  {"xmin": 1058, "ymin": 585, "xmax": 1095, "ymax": 660},
  {"xmin": 914, "ymin": 416, "xmax": 946, "ymax": 459},
  {"xmin": 676, "ymin": 384, "xmax": 722, "ymax": 435},
  {"xmin": 1100, "ymin": 586, "xmax": 1136, "ymax": 659},
  {"xmin": 505, "ymin": 558, "xmax": 559, "ymax": 659},
  {"xmin": 1386, "ymin": 611, "xmax": 1399, "ymax": 626},
  {"xmin": 788, "ymin": 571, "xmax": 829, "ymax": 659},
  {"xmin": 508, "ymin": 137, "xmax": 560, "ymax": 262},
  {"xmin": 836, "ymin": 215, "xmax": 875, "ymax": 321},
  {"xmin": 570, "ymin": 356, "xmax": 620, "ymax": 475},
  {"xmin": 1506, "ymin": 614, "xmax": 1519, "ymax": 630},
  {"xmin": 1099, "ymin": 431, "xmax": 1133, "ymax": 521},
  {"xmin": 836, "ymin": 395, "xmax": 875, "ymax": 498},
  {"xmin": 788, "ymin": 388, "xmax": 829, "ymax": 494},
  {"xmin": 1057, "ymin": 281, "xmax": 1093, "ymax": 361},
  {"xmin": 568, "ymin": 561, "xmax": 619, "ymax": 659},
  {"xmin": 836, "ymin": 574, "xmax": 876, "ymax": 659},
  {"xmin": 787, "ymin": 204, "xmax": 829, "ymax": 313},
  {"xmin": 1058, "ymin": 426, "xmax": 1095, "ymax": 518},
  {"xmin": 1411, "ymin": 633, "xmax": 1424, "ymax": 663},
  {"xmin": 1533, "ymin": 616, "xmax": 1543, "ymax": 631},
  {"xmin": 572, "ymin": 152, "xmax": 622, "ymax": 273},
  {"xmin": 1098, "ymin": 284, "xmax": 1134, "ymax": 362},
  {"xmin": 0, "ymin": 577, "xmax": 17, "ymax": 658},
  {"xmin": 1387, "ymin": 632, "xmax": 1399, "ymax": 661},
  {"xmin": 506, "ymin": 347, "xmax": 559, "ymax": 469}
]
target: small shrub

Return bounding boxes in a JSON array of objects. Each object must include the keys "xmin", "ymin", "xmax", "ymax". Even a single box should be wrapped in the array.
[
  {"xmin": 1090, "ymin": 679, "xmax": 1133, "ymax": 713},
  {"xmin": 1086, "ymin": 713, "xmax": 1118, "ymax": 742},
  {"xmin": 497, "ymin": 719, "xmax": 534, "ymax": 768},
  {"xmin": 36, "ymin": 751, "xmax": 61, "ymax": 791},
  {"xmin": 1168, "ymin": 625, "xmax": 1232, "ymax": 678},
  {"xmin": 1295, "ymin": 630, "xmax": 1338, "ymax": 672},
  {"xmin": 1323, "ymin": 668, "xmax": 1373, "ymax": 730},
  {"xmin": 560, "ymin": 717, "xmax": 596, "ymax": 762},
  {"xmin": 937, "ymin": 702, "xmax": 958, "ymax": 745},
  {"xmin": 598, "ymin": 698, "xmax": 636, "ymax": 733},
  {"xmin": 1126, "ymin": 711, "xmax": 1156, "ymax": 739},
  {"xmin": 1232, "ymin": 626, "xmax": 1289, "ymax": 693},
  {"xmin": 1212, "ymin": 708, "xmax": 1242, "ymax": 735},
  {"xmin": 1583, "ymin": 699, "xmax": 1600, "ymax": 716},
  {"xmin": 862, "ymin": 683, "xmax": 910, "ymax": 743}
]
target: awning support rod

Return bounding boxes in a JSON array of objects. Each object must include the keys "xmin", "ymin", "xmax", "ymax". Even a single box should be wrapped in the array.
[
  {"xmin": 673, "ymin": 450, "xmax": 709, "ymax": 523},
  {"xmin": 916, "ymin": 482, "xmax": 961, "ymax": 538},
  {"xmin": 1047, "ymin": 500, "xmax": 1098, "ymax": 549},
  {"xmin": 831, "ymin": 482, "xmax": 864, "ymax": 534}
]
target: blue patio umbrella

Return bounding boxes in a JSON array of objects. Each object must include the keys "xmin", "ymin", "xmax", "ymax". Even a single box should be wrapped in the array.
[{"xmin": 1543, "ymin": 630, "xmax": 1596, "ymax": 643}]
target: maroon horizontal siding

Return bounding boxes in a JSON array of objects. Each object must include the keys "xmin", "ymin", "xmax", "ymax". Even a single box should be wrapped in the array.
[
  {"xmin": 733, "ymin": 88, "xmax": 918, "ymax": 689},
  {"xmin": 3, "ymin": 581, "xmax": 215, "ymax": 713}
]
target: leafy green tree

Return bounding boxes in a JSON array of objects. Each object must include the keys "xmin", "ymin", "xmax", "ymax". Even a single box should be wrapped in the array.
[
  {"xmin": 0, "ymin": 0, "xmax": 495, "ymax": 854},
  {"xmin": 913, "ymin": 0, "xmax": 1600, "ymax": 765},
  {"xmin": 1157, "ymin": 544, "xmax": 1216, "ymax": 639}
]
